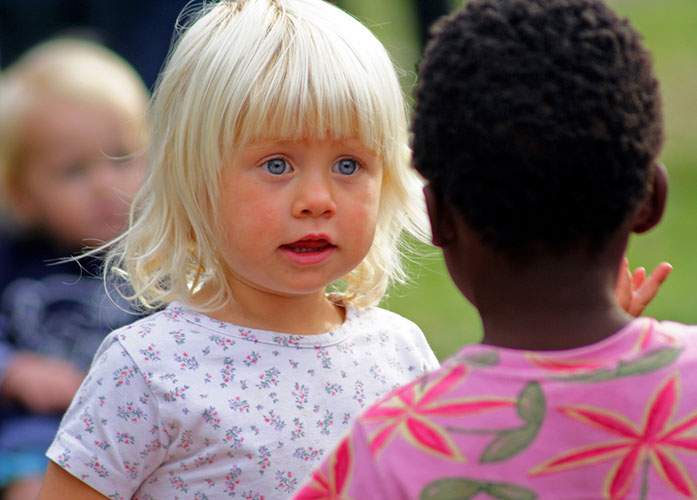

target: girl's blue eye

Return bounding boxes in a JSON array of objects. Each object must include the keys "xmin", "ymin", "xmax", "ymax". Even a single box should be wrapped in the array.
[
  {"xmin": 262, "ymin": 158, "xmax": 290, "ymax": 175},
  {"xmin": 333, "ymin": 159, "xmax": 359, "ymax": 176}
]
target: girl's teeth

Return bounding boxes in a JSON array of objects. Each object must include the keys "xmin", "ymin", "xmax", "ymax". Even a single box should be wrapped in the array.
[{"xmin": 291, "ymin": 246, "xmax": 326, "ymax": 253}]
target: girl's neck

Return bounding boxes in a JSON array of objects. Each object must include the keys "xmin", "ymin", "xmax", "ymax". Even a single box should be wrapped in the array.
[{"xmin": 198, "ymin": 284, "xmax": 345, "ymax": 336}]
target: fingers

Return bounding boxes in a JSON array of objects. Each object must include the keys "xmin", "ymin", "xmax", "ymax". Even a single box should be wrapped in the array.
[
  {"xmin": 628, "ymin": 262, "xmax": 672, "ymax": 317},
  {"xmin": 615, "ymin": 256, "xmax": 632, "ymax": 311},
  {"xmin": 631, "ymin": 266, "xmax": 646, "ymax": 289}
]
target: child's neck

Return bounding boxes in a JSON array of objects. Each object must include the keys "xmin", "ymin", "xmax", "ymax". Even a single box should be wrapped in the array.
[
  {"xmin": 474, "ymin": 252, "xmax": 633, "ymax": 352},
  {"xmin": 200, "ymin": 285, "xmax": 345, "ymax": 335}
]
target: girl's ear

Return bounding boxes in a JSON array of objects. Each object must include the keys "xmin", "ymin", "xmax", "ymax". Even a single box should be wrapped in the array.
[
  {"xmin": 633, "ymin": 162, "xmax": 668, "ymax": 234},
  {"xmin": 423, "ymin": 183, "xmax": 456, "ymax": 247}
]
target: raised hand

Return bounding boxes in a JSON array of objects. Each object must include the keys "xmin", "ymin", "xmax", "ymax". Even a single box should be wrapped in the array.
[{"xmin": 615, "ymin": 256, "xmax": 672, "ymax": 317}]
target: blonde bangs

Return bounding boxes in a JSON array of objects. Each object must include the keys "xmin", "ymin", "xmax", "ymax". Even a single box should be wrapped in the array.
[{"xmin": 221, "ymin": 1, "xmax": 401, "ymax": 167}]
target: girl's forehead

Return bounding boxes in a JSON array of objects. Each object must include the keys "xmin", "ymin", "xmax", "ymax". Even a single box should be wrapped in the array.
[
  {"xmin": 246, "ymin": 136, "xmax": 370, "ymax": 149},
  {"xmin": 232, "ymin": 135, "xmax": 379, "ymax": 156}
]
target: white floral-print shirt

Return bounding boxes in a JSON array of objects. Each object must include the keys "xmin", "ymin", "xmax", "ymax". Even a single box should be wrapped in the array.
[{"xmin": 47, "ymin": 299, "xmax": 439, "ymax": 500}]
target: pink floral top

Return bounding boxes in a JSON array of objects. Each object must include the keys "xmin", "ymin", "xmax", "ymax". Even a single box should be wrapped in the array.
[{"xmin": 293, "ymin": 318, "xmax": 697, "ymax": 500}]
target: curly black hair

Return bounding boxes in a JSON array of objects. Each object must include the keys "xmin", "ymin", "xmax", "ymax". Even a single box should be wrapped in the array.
[{"xmin": 412, "ymin": 0, "xmax": 663, "ymax": 253}]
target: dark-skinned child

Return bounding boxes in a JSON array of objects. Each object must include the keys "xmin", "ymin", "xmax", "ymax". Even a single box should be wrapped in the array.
[{"xmin": 293, "ymin": 0, "xmax": 693, "ymax": 498}]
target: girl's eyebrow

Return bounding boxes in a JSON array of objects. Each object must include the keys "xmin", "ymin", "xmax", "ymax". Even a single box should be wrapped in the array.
[{"xmin": 240, "ymin": 137, "xmax": 377, "ymax": 157}]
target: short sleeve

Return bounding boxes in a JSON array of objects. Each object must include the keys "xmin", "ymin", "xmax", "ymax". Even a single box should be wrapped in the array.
[
  {"xmin": 46, "ymin": 336, "xmax": 168, "ymax": 499},
  {"xmin": 411, "ymin": 322, "xmax": 440, "ymax": 373}
]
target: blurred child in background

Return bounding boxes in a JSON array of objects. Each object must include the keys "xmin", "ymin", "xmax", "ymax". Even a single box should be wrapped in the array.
[
  {"xmin": 0, "ymin": 38, "xmax": 149, "ymax": 500},
  {"xmin": 292, "ymin": 0, "xmax": 688, "ymax": 498}
]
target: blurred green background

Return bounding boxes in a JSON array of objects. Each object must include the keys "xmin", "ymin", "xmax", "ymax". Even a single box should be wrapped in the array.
[{"xmin": 342, "ymin": 0, "xmax": 697, "ymax": 361}]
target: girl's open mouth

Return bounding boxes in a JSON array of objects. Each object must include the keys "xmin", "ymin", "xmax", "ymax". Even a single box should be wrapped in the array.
[
  {"xmin": 282, "ymin": 239, "xmax": 334, "ymax": 252},
  {"xmin": 280, "ymin": 236, "xmax": 336, "ymax": 265}
]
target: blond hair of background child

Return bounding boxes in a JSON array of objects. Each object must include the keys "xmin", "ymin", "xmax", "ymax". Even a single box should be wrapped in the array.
[
  {"xmin": 0, "ymin": 38, "xmax": 149, "ymax": 246},
  {"xmin": 38, "ymin": 1, "xmax": 439, "ymax": 499},
  {"xmin": 0, "ymin": 38, "xmax": 149, "ymax": 500}
]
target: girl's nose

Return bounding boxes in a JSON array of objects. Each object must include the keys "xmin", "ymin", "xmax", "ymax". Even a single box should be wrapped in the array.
[{"xmin": 291, "ymin": 173, "xmax": 337, "ymax": 218}]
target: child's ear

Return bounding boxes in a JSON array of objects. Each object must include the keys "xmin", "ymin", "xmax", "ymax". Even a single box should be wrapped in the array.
[
  {"xmin": 423, "ymin": 183, "xmax": 456, "ymax": 247},
  {"xmin": 632, "ymin": 162, "xmax": 668, "ymax": 234}
]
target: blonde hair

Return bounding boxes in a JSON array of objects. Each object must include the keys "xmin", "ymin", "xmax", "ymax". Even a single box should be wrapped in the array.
[
  {"xmin": 0, "ymin": 38, "xmax": 150, "ymax": 207},
  {"xmin": 108, "ymin": 0, "xmax": 428, "ymax": 311}
]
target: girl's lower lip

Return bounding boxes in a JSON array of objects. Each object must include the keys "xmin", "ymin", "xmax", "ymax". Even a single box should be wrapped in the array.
[{"xmin": 279, "ymin": 245, "xmax": 336, "ymax": 265}]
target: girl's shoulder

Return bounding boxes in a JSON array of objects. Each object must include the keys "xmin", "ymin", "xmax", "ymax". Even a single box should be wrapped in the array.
[
  {"xmin": 353, "ymin": 304, "xmax": 422, "ymax": 332},
  {"xmin": 333, "ymin": 294, "xmax": 424, "ymax": 337},
  {"xmin": 100, "ymin": 302, "xmax": 195, "ymax": 349},
  {"xmin": 342, "ymin": 298, "xmax": 438, "ymax": 367}
]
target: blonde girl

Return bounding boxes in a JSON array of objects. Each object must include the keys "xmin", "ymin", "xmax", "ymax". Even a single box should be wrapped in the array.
[{"xmin": 38, "ymin": 1, "xmax": 438, "ymax": 499}]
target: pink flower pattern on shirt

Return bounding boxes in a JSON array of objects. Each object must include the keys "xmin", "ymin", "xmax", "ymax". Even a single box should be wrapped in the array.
[{"xmin": 293, "ymin": 318, "xmax": 697, "ymax": 500}]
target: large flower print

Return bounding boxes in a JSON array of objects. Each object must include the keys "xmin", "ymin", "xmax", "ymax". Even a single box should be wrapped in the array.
[
  {"xmin": 361, "ymin": 364, "xmax": 515, "ymax": 460},
  {"xmin": 532, "ymin": 374, "xmax": 697, "ymax": 499}
]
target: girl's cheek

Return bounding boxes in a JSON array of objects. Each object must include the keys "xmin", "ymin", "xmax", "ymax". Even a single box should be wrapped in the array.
[
  {"xmin": 239, "ymin": 199, "xmax": 283, "ymax": 236},
  {"xmin": 359, "ymin": 187, "xmax": 381, "ymax": 220}
]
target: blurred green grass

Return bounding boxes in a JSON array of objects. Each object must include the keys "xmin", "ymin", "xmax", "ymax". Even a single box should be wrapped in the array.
[{"xmin": 343, "ymin": 0, "xmax": 697, "ymax": 360}]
